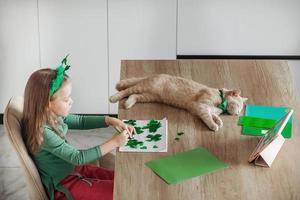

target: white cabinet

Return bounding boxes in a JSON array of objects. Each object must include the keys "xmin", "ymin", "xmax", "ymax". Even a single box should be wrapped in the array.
[
  {"xmin": 39, "ymin": 0, "xmax": 108, "ymax": 114},
  {"xmin": 108, "ymin": 0, "xmax": 177, "ymax": 114},
  {"xmin": 178, "ymin": 0, "xmax": 300, "ymax": 55},
  {"xmin": 0, "ymin": 0, "xmax": 40, "ymax": 113}
]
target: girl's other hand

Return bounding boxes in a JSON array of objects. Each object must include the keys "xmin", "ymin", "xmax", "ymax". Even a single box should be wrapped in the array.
[
  {"xmin": 112, "ymin": 130, "xmax": 129, "ymax": 147},
  {"xmin": 106, "ymin": 116, "xmax": 136, "ymax": 138},
  {"xmin": 100, "ymin": 129, "xmax": 130, "ymax": 156}
]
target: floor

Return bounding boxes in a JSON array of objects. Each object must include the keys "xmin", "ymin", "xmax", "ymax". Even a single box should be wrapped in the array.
[{"xmin": 0, "ymin": 125, "xmax": 115, "ymax": 200}]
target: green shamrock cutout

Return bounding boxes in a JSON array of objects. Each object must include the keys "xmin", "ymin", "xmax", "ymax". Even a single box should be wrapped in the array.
[
  {"xmin": 175, "ymin": 132, "xmax": 185, "ymax": 141},
  {"xmin": 146, "ymin": 134, "xmax": 162, "ymax": 142},
  {"xmin": 124, "ymin": 120, "xmax": 137, "ymax": 126},
  {"xmin": 135, "ymin": 127, "xmax": 144, "ymax": 134},
  {"xmin": 177, "ymin": 132, "xmax": 184, "ymax": 136},
  {"xmin": 126, "ymin": 139, "xmax": 144, "ymax": 149},
  {"xmin": 143, "ymin": 120, "xmax": 162, "ymax": 133}
]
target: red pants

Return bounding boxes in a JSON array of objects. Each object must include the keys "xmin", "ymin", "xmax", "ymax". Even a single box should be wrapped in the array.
[{"xmin": 55, "ymin": 165, "xmax": 114, "ymax": 200}]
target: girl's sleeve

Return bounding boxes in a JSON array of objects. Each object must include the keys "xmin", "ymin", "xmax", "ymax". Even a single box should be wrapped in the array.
[
  {"xmin": 43, "ymin": 128, "xmax": 102, "ymax": 165},
  {"xmin": 63, "ymin": 114, "xmax": 109, "ymax": 129}
]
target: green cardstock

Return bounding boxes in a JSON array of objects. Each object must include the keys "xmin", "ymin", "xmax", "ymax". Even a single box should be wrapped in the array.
[
  {"xmin": 241, "ymin": 104, "xmax": 293, "ymax": 138},
  {"xmin": 145, "ymin": 147, "xmax": 228, "ymax": 185},
  {"xmin": 242, "ymin": 126, "xmax": 266, "ymax": 136},
  {"xmin": 245, "ymin": 104, "xmax": 293, "ymax": 123},
  {"xmin": 239, "ymin": 116, "xmax": 276, "ymax": 127},
  {"xmin": 239, "ymin": 116, "xmax": 292, "ymax": 138}
]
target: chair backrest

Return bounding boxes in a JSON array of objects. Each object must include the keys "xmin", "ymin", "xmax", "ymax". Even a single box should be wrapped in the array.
[{"xmin": 4, "ymin": 96, "xmax": 49, "ymax": 200}]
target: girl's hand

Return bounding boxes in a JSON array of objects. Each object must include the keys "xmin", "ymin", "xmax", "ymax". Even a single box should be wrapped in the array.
[
  {"xmin": 106, "ymin": 116, "xmax": 136, "ymax": 138},
  {"xmin": 100, "ymin": 130, "xmax": 130, "ymax": 155},
  {"xmin": 111, "ymin": 130, "xmax": 129, "ymax": 147}
]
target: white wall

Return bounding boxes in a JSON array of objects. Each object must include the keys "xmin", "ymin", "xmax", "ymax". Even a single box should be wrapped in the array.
[
  {"xmin": 0, "ymin": 0, "xmax": 40, "ymax": 112},
  {"xmin": 0, "ymin": 0, "xmax": 109, "ymax": 114},
  {"xmin": 0, "ymin": 0, "xmax": 176, "ymax": 114},
  {"xmin": 38, "ymin": 0, "xmax": 108, "ymax": 114},
  {"xmin": 178, "ymin": 0, "xmax": 300, "ymax": 55},
  {"xmin": 108, "ymin": 0, "xmax": 177, "ymax": 114}
]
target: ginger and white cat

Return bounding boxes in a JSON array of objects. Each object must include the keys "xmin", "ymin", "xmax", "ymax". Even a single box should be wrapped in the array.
[{"xmin": 110, "ymin": 74, "xmax": 247, "ymax": 131}]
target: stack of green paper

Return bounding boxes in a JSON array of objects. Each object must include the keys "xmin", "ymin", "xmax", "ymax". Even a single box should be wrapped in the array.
[
  {"xmin": 239, "ymin": 104, "xmax": 293, "ymax": 138},
  {"xmin": 145, "ymin": 147, "xmax": 228, "ymax": 184}
]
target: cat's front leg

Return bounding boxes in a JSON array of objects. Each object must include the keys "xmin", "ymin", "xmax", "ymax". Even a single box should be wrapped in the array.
[
  {"xmin": 212, "ymin": 113, "xmax": 223, "ymax": 128},
  {"xmin": 210, "ymin": 107, "xmax": 223, "ymax": 128},
  {"xmin": 201, "ymin": 113, "xmax": 220, "ymax": 131},
  {"xmin": 192, "ymin": 104, "xmax": 220, "ymax": 131}
]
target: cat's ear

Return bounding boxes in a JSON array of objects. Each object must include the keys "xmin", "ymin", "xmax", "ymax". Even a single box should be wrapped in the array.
[
  {"xmin": 232, "ymin": 89, "xmax": 241, "ymax": 97},
  {"xmin": 221, "ymin": 88, "xmax": 230, "ymax": 96},
  {"xmin": 224, "ymin": 89, "xmax": 241, "ymax": 97}
]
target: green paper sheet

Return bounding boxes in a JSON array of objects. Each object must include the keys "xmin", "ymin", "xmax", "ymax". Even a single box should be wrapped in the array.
[
  {"xmin": 239, "ymin": 116, "xmax": 276, "ymax": 127},
  {"xmin": 145, "ymin": 147, "xmax": 228, "ymax": 184},
  {"xmin": 242, "ymin": 126, "xmax": 266, "ymax": 136},
  {"xmin": 245, "ymin": 104, "xmax": 293, "ymax": 123},
  {"xmin": 241, "ymin": 105, "xmax": 293, "ymax": 138},
  {"xmin": 239, "ymin": 116, "xmax": 292, "ymax": 138}
]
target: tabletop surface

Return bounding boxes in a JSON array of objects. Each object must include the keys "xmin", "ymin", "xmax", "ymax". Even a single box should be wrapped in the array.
[{"xmin": 113, "ymin": 60, "xmax": 300, "ymax": 200}]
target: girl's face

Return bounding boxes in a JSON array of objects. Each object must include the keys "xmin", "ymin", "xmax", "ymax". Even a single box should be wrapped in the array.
[{"xmin": 49, "ymin": 81, "xmax": 73, "ymax": 117}]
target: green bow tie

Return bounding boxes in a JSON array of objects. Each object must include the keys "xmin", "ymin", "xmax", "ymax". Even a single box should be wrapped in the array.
[{"xmin": 217, "ymin": 90, "xmax": 228, "ymax": 113}]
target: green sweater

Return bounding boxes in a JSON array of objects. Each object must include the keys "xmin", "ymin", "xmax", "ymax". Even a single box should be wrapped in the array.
[{"xmin": 33, "ymin": 114, "xmax": 108, "ymax": 200}]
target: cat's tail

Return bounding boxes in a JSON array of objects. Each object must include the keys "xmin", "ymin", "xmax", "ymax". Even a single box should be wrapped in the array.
[
  {"xmin": 109, "ymin": 93, "xmax": 122, "ymax": 103},
  {"xmin": 115, "ymin": 77, "xmax": 146, "ymax": 91}
]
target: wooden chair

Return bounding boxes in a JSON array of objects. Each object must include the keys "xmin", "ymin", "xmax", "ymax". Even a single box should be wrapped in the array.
[{"xmin": 4, "ymin": 96, "xmax": 49, "ymax": 200}]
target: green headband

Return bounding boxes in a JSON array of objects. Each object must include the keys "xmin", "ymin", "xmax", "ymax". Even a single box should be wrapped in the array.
[{"xmin": 50, "ymin": 54, "xmax": 71, "ymax": 97}]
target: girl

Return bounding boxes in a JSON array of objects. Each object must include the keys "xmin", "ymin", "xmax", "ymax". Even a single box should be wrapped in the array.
[{"xmin": 22, "ymin": 56, "xmax": 134, "ymax": 200}]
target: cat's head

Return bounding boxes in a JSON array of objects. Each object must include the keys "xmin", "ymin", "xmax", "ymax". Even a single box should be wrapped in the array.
[{"xmin": 221, "ymin": 88, "xmax": 248, "ymax": 115}]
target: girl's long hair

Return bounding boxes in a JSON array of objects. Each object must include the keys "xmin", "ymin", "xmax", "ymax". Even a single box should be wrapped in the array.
[{"xmin": 22, "ymin": 68, "xmax": 68, "ymax": 154}]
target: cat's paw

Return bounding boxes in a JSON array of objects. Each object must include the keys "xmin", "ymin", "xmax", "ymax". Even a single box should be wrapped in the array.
[
  {"xmin": 116, "ymin": 81, "xmax": 126, "ymax": 91},
  {"xmin": 212, "ymin": 114, "xmax": 223, "ymax": 128},
  {"xmin": 124, "ymin": 95, "xmax": 137, "ymax": 109},
  {"xmin": 208, "ymin": 123, "xmax": 219, "ymax": 132},
  {"xmin": 115, "ymin": 82, "xmax": 123, "ymax": 91},
  {"xmin": 124, "ymin": 100, "xmax": 135, "ymax": 109}
]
